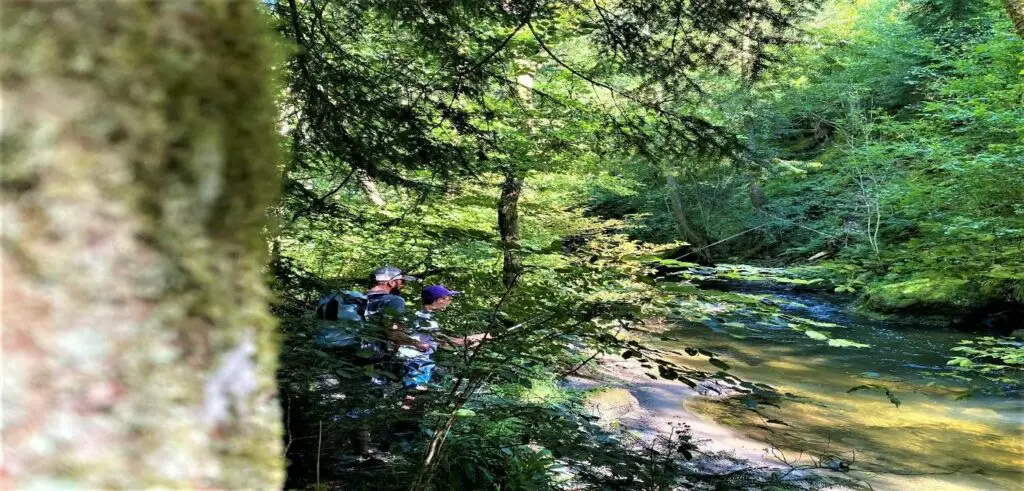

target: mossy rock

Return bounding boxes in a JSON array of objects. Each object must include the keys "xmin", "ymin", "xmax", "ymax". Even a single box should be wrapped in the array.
[{"xmin": 862, "ymin": 277, "xmax": 984, "ymax": 313}]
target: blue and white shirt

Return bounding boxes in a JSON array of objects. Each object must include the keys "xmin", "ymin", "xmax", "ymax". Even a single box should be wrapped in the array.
[{"xmin": 398, "ymin": 310, "xmax": 440, "ymax": 361}]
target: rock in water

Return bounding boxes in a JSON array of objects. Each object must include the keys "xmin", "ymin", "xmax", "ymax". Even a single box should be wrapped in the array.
[{"xmin": 1, "ymin": 2, "xmax": 284, "ymax": 488}]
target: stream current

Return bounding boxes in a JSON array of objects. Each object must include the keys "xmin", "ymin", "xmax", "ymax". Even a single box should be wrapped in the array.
[{"xmin": 660, "ymin": 266, "xmax": 1023, "ymax": 490}]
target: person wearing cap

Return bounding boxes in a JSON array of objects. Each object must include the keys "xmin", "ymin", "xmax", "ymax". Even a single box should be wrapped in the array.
[
  {"xmin": 364, "ymin": 266, "xmax": 429, "ymax": 354},
  {"xmin": 400, "ymin": 285, "xmax": 490, "ymax": 391},
  {"xmin": 365, "ymin": 265, "xmax": 416, "ymax": 318},
  {"xmin": 344, "ymin": 266, "xmax": 424, "ymax": 459}
]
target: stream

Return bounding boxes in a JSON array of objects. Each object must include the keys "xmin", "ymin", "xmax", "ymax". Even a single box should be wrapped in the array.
[{"xmin": 659, "ymin": 265, "xmax": 1023, "ymax": 490}]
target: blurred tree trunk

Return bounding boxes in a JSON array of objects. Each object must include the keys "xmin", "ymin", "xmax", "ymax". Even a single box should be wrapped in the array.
[
  {"xmin": 498, "ymin": 170, "xmax": 525, "ymax": 289},
  {"xmin": 1, "ymin": 1, "xmax": 284, "ymax": 488},
  {"xmin": 356, "ymin": 169, "xmax": 387, "ymax": 208},
  {"xmin": 1005, "ymin": 0, "xmax": 1024, "ymax": 38},
  {"xmin": 666, "ymin": 174, "xmax": 713, "ymax": 263}
]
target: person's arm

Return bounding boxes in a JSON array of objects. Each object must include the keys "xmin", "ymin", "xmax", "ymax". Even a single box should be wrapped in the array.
[
  {"xmin": 439, "ymin": 332, "xmax": 491, "ymax": 348},
  {"xmin": 383, "ymin": 297, "xmax": 430, "ymax": 351},
  {"xmin": 387, "ymin": 329, "xmax": 431, "ymax": 351}
]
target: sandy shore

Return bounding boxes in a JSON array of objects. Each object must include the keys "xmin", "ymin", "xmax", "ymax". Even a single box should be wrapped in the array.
[{"xmin": 595, "ymin": 358, "xmax": 781, "ymax": 461}]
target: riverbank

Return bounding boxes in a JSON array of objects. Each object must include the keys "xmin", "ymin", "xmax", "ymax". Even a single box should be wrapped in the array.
[
  {"xmin": 659, "ymin": 261, "xmax": 1024, "ymax": 333},
  {"xmin": 568, "ymin": 354, "xmax": 855, "ymax": 490},
  {"xmin": 576, "ymin": 348, "xmax": 1021, "ymax": 491}
]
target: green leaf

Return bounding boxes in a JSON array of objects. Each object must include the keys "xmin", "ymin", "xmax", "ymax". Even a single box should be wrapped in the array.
[{"xmin": 884, "ymin": 389, "xmax": 901, "ymax": 408}]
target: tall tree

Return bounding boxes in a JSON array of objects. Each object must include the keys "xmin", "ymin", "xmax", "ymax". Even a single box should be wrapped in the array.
[
  {"xmin": 270, "ymin": 0, "xmax": 818, "ymax": 233},
  {"xmin": 1005, "ymin": 0, "xmax": 1024, "ymax": 37},
  {"xmin": 499, "ymin": 169, "xmax": 526, "ymax": 288},
  {"xmin": 2, "ymin": 1, "xmax": 284, "ymax": 487},
  {"xmin": 666, "ymin": 173, "xmax": 713, "ymax": 263}
]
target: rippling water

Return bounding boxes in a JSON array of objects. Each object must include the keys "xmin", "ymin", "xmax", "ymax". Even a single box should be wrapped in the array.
[{"xmin": 661, "ymin": 279, "xmax": 1024, "ymax": 490}]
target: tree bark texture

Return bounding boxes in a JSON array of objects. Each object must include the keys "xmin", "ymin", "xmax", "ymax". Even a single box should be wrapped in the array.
[
  {"xmin": 356, "ymin": 169, "xmax": 387, "ymax": 208},
  {"xmin": 749, "ymin": 181, "xmax": 766, "ymax": 211},
  {"xmin": 498, "ymin": 171, "xmax": 525, "ymax": 289},
  {"xmin": 666, "ymin": 174, "xmax": 713, "ymax": 263},
  {"xmin": 1, "ymin": 2, "xmax": 284, "ymax": 488},
  {"xmin": 1005, "ymin": 0, "xmax": 1024, "ymax": 38}
]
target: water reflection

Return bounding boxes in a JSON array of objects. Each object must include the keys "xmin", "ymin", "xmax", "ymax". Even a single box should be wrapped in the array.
[{"xmin": 663, "ymin": 286, "xmax": 1024, "ymax": 490}]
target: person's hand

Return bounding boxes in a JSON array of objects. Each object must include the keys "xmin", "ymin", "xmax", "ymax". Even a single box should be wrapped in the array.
[
  {"xmin": 467, "ymin": 333, "xmax": 491, "ymax": 345},
  {"xmin": 417, "ymin": 342, "xmax": 431, "ymax": 351}
]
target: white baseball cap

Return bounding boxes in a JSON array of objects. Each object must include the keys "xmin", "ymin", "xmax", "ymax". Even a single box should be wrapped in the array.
[{"xmin": 372, "ymin": 265, "xmax": 419, "ymax": 282}]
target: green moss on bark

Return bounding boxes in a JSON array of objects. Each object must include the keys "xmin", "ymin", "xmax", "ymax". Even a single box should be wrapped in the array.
[{"xmin": 2, "ymin": 1, "xmax": 284, "ymax": 487}]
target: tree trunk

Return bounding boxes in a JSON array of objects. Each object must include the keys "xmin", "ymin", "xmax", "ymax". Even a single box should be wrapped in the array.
[
  {"xmin": 741, "ymin": 15, "xmax": 766, "ymax": 211},
  {"xmin": 496, "ymin": 67, "xmax": 533, "ymax": 291},
  {"xmin": 356, "ymin": 169, "xmax": 387, "ymax": 208},
  {"xmin": 749, "ymin": 181, "xmax": 766, "ymax": 211},
  {"xmin": 1005, "ymin": 0, "xmax": 1024, "ymax": 38},
  {"xmin": 666, "ymin": 174, "xmax": 713, "ymax": 263},
  {"xmin": 2, "ymin": 2, "xmax": 284, "ymax": 488},
  {"xmin": 498, "ymin": 170, "xmax": 525, "ymax": 289}
]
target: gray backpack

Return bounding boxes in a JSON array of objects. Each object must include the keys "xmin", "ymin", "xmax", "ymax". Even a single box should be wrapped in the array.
[{"xmin": 314, "ymin": 291, "xmax": 367, "ymax": 349}]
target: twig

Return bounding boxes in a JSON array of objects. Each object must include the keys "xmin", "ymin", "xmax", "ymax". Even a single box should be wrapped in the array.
[
  {"xmin": 284, "ymin": 393, "xmax": 294, "ymax": 454},
  {"xmin": 462, "ymin": 0, "xmax": 538, "ymax": 75},
  {"xmin": 316, "ymin": 420, "xmax": 323, "ymax": 488},
  {"xmin": 674, "ymin": 223, "xmax": 769, "ymax": 260},
  {"xmin": 758, "ymin": 209, "xmax": 832, "ymax": 237},
  {"xmin": 558, "ymin": 320, "xmax": 627, "ymax": 377}
]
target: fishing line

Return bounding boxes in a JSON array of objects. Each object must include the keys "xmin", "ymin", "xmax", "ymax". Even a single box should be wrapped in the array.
[
  {"xmin": 675, "ymin": 223, "xmax": 770, "ymax": 259},
  {"xmin": 673, "ymin": 209, "xmax": 834, "ymax": 260}
]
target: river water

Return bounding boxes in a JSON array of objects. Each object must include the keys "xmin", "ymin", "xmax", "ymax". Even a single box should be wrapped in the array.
[{"xmin": 660, "ymin": 266, "xmax": 1023, "ymax": 490}]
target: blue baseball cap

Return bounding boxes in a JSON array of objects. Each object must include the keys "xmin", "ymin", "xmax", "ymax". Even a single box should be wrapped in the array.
[{"xmin": 422, "ymin": 285, "xmax": 462, "ymax": 304}]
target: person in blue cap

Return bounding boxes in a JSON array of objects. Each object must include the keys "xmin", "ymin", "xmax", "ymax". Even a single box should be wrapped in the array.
[{"xmin": 399, "ymin": 285, "xmax": 489, "ymax": 391}]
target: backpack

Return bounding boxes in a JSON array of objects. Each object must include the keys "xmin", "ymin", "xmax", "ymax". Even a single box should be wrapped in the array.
[
  {"xmin": 314, "ymin": 291, "xmax": 369, "ymax": 349},
  {"xmin": 316, "ymin": 291, "xmax": 367, "ymax": 322}
]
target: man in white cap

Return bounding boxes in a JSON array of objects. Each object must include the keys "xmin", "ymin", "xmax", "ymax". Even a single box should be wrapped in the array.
[
  {"xmin": 345, "ymin": 266, "xmax": 423, "ymax": 458},
  {"xmin": 365, "ymin": 265, "xmax": 416, "ymax": 316},
  {"xmin": 363, "ymin": 265, "xmax": 429, "ymax": 353}
]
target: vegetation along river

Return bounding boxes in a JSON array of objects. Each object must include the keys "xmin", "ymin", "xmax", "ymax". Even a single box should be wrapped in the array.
[{"xmin": 657, "ymin": 265, "xmax": 1023, "ymax": 490}]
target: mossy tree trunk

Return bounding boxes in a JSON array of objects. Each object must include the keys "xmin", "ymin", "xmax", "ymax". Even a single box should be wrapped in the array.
[
  {"xmin": 498, "ymin": 169, "xmax": 524, "ymax": 290},
  {"xmin": 1005, "ymin": 0, "xmax": 1024, "ymax": 38},
  {"xmin": 2, "ymin": 1, "xmax": 284, "ymax": 488}
]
